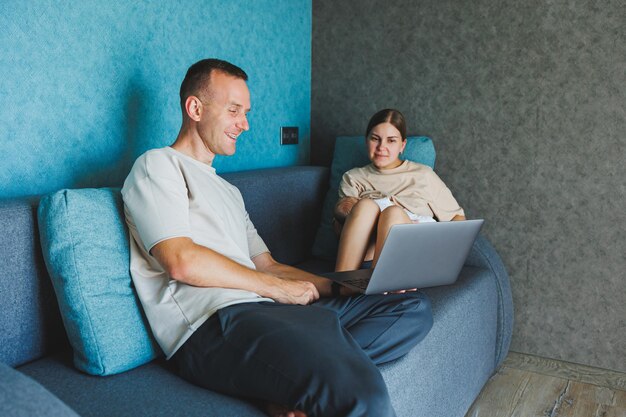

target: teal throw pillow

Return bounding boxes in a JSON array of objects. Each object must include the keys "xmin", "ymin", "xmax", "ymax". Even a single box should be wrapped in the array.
[
  {"xmin": 38, "ymin": 188, "xmax": 160, "ymax": 376},
  {"xmin": 311, "ymin": 136, "xmax": 436, "ymax": 260}
]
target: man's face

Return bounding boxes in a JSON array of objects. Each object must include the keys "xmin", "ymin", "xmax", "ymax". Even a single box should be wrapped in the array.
[{"xmin": 197, "ymin": 71, "xmax": 251, "ymax": 157}]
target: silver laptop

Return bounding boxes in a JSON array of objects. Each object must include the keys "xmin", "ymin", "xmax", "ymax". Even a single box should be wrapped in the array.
[{"xmin": 324, "ymin": 219, "xmax": 484, "ymax": 294}]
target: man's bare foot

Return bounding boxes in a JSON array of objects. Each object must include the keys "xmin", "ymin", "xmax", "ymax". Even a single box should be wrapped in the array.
[{"xmin": 266, "ymin": 402, "xmax": 307, "ymax": 417}]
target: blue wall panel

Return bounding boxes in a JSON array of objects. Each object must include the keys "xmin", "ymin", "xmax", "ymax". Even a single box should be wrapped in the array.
[{"xmin": 0, "ymin": 1, "xmax": 311, "ymax": 198}]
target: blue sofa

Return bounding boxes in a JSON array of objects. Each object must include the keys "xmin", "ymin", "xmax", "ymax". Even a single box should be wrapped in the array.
[{"xmin": 0, "ymin": 166, "xmax": 513, "ymax": 417}]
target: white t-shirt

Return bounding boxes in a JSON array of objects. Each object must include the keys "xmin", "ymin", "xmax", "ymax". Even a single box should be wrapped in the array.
[{"xmin": 121, "ymin": 147, "xmax": 272, "ymax": 358}]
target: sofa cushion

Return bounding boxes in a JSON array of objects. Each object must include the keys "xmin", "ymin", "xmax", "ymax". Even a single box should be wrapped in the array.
[
  {"xmin": 0, "ymin": 362, "xmax": 79, "ymax": 417},
  {"xmin": 312, "ymin": 136, "xmax": 436, "ymax": 260},
  {"xmin": 38, "ymin": 188, "xmax": 160, "ymax": 376},
  {"xmin": 19, "ymin": 262, "xmax": 498, "ymax": 417},
  {"xmin": 0, "ymin": 199, "xmax": 68, "ymax": 367},
  {"xmin": 19, "ymin": 354, "xmax": 267, "ymax": 417},
  {"xmin": 223, "ymin": 166, "xmax": 328, "ymax": 265},
  {"xmin": 381, "ymin": 264, "xmax": 498, "ymax": 417}
]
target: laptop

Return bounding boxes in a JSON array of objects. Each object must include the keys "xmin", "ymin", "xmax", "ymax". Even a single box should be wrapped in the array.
[{"xmin": 323, "ymin": 219, "xmax": 484, "ymax": 294}]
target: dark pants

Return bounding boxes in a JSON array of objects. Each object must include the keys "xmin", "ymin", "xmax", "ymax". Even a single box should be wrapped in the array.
[{"xmin": 172, "ymin": 292, "xmax": 432, "ymax": 417}]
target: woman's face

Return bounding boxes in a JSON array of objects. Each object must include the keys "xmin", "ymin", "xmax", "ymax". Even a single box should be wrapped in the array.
[{"xmin": 366, "ymin": 122, "xmax": 407, "ymax": 170}]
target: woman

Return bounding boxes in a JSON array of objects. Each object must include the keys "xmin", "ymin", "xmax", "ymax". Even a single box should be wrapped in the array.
[{"xmin": 333, "ymin": 109, "xmax": 466, "ymax": 272}]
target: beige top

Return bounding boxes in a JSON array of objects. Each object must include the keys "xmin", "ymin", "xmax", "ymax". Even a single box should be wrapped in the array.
[
  {"xmin": 338, "ymin": 160, "xmax": 464, "ymax": 221},
  {"xmin": 121, "ymin": 147, "xmax": 272, "ymax": 359}
]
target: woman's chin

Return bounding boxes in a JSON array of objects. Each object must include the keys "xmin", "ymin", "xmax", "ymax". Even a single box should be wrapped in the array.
[{"xmin": 372, "ymin": 158, "xmax": 400, "ymax": 170}]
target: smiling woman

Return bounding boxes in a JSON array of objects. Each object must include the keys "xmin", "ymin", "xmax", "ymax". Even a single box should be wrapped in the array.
[
  {"xmin": 366, "ymin": 109, "xmax": 407, "ymax": 170},
  {"xmin": 333, "ymin": 108, "xmax": 466, "ymax": 272}
]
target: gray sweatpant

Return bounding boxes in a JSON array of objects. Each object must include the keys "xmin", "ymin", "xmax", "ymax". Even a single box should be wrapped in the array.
[{"xmin": 172, "ymin": 292, "xmax": 432, "ymax": 417}]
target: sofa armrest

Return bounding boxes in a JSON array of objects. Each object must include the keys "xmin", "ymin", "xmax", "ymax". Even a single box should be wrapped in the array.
[
  {"xmin": 0, "ymin": 362, "xmax": 79, "ymax": 417},
  {"xmin": 465, "ymin": 234, "xmax": 514, "ymax": 368}
]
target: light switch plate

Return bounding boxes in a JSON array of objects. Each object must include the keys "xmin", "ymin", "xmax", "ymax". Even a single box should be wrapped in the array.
[{"xmin": 280, "ymin": 126, "xmax": 299, "ymax": 145}]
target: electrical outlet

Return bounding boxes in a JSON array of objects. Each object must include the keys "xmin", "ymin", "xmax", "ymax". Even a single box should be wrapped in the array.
[{"xmin": 280, "ymin": 126, "xmax": 299, "ymax": 145}]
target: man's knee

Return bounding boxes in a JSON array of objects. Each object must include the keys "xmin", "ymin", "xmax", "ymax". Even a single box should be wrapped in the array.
[
  {"xmin": 312, "ymin": 359, "xmax": 394, "ymax": 417},
  {"xmin": 358, "ymin": 373, "xmax": 395, "ymax": 415},
  {"xmin": 382, "ymin": 292, "xmax": 433, "ymax": 342},
  {"xmin": 396, "ymin": 292, "xmax": 432, "ymax": 322},
  {"xmin": 346, "ymin": 372, "xmax": 395, "ymax": 417}
]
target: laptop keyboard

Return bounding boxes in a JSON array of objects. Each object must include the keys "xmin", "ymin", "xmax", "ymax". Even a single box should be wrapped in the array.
[{"xmin": 343, "ymin": 278, "xmax": 370, "ymax": 290}]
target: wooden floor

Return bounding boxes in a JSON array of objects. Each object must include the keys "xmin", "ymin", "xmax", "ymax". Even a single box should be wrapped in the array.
[{"xmin": 465, "ymin": 352, "xmax": 626, "ymax": 417}]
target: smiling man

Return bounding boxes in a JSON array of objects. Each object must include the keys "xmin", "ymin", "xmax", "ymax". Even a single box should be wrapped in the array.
[{"xmin": 121, "ymin": 59, "xmax": 433, "ymax": 417}]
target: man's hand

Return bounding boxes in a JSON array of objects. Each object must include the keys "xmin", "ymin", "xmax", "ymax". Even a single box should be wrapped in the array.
[
  {"xmin": 266, "ymin": 278, "xmax": 319, "ymax": 305},
  {"xmin": 253, "ymin": 252, "xmax": 329, "ymax": 300}
]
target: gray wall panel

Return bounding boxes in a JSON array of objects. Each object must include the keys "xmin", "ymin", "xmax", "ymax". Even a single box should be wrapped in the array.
[{"xmin": 312, "ymin": 0, "xmax": 625, "ymax": 371}]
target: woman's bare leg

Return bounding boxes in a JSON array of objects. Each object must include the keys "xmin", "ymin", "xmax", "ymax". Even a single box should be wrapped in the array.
[
  {"xmin": 335, "ymin": 199, "xmax": 380, "ymax": 271},
  {"xmin": 372, "ymin": 206, "xmax": 412, "ymax": 268}
]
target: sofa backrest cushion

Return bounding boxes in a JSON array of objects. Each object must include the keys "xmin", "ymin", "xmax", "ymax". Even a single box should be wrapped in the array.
[
  {"xmin": 34, "ymin": 167, "xmax": 328, "ymax": 375},
  {"xmin": 223, "ymin": 166, "xmax": 329, "ymax": 265},
  {"xmin": 311, "ymin": 136, "xmax": 436, "ymax": 260},
  {"xmin": 38, "ymin": 188, "xmax": 160, "ymax": 376},
  {"xmin": 0, "ymin": 199, "xmax": 67, "ymax": 367}
]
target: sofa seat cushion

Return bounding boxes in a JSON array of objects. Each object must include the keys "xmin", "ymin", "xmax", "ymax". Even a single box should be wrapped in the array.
[
  {"xmin": 382, "ymin": 264, "xmax": 498, "ymax": 417},
  {"xmin": 38, "ymin": 188, "xmax": 160, "ymax": 376},
  {"xmin": 18, "ymin": 353, "xmax": 267, "ymax": 417},
  {"xmin": 0, "ymin": 362, "xmax": 79, "ymax": 417},
  {"xmin": 20, "ymin": 262, "xmax": 499, "ymax": 417}
]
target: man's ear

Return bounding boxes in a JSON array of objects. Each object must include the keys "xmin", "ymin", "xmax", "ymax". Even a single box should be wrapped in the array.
[{"xmin": 185, "ymin": 96, "xmax": 203, "ymax": 122}]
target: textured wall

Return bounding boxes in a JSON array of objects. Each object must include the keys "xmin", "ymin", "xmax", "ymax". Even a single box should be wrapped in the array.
[
  {"xmin": 312, "ymin": 0, "xmax": 625, "ymax": 371},
  {"xmin": 0, "ymin": 1, "xmax": 311, "ymax": 199}
]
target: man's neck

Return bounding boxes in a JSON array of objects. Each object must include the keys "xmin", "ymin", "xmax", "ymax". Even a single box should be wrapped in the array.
[{"xmin": 171, "ymin": 127, "xmax": 215, "ymax": 166}]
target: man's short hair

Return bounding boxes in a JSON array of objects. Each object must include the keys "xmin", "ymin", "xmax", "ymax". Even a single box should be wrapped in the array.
[{"xmin": 179, "ymin": 58, "xmax": 248, "ymax": 109}]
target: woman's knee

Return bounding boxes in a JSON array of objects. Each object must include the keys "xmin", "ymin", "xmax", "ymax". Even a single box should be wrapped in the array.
[
  {"xmin": 350, "ymin": 198, "xmax": 380, "ymax": 217},
  {"xmin": 376, "ymin": 206, "xmax": 409, "ymax": 234},
  {"xmin": 380, "ymin": 205, "xmax": 408, "ymax": 221}
]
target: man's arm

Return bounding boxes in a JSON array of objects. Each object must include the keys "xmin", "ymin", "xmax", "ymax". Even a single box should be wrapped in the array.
[
  {"xmin": 252, "ymin": 252, "xmax": 335, "ymax": 297},
  {"xmin": 151, "ymin": 237, "xmax": 319, "ymax": 305},
  {"xmin": 451, "ymin": 214, "xmax": 466, "ymax": 221}
]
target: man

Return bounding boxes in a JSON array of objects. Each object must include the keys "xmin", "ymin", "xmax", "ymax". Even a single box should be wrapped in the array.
[{"xmin": 122, "ymin": 58, "xmax": 433, "ymax": 417}]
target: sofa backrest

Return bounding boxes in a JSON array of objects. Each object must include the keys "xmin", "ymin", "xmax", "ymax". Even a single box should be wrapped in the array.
[
  {"xmin": 0, "ymin": 166, "xmax": 330, "ymax": 367},
  {"xmin": 0, "ymin": 199, "xmax": 69, "ymax": 367},
  {"xmin": 223, "ymin": 166, "xmax": 329, "ymax": 265}
]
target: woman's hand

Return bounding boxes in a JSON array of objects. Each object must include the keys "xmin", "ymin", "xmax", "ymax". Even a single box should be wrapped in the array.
[
  {"xmin": 384, "ymin": 288, "xmax": 418, "ymax": 295},
  {"xmin": 333, "ymin": 197, "xmax": 359, "ymax": 224}
]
